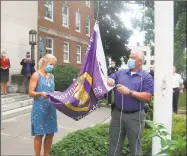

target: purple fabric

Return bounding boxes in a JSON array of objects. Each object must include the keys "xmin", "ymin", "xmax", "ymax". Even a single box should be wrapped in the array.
[
  {"xmin": 109, "ymin": 69, "xmax": 154, "ymax": 111},
  {"xmin": 26, "ymin": 62, "xmax": 31, "ymax": 75},
  {"xmin": 48, "ymin": 29, "xmax": 108, "ymax": 121}
]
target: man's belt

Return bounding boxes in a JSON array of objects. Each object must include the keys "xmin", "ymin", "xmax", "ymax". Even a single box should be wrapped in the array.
[{"xmin": 114, "ymin": 105, "xmax": 144, "ymax": 114}]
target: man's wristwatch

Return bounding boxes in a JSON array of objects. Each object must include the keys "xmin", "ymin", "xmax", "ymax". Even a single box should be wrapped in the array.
[{"xmin": 128, "ymin": 89, "xmax": 133, "ymax": 95}]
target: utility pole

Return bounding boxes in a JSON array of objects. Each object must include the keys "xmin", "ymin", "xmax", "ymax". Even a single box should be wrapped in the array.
[{"xmin": 152, "ymin": 1, "xmax": 174, "ymax": 155}]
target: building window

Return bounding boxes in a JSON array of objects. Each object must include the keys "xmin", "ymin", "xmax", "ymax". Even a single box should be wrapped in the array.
[
  {"xmin": 75, "ymin": 12, "xmax": 81, "ymax": 32},
  {"xmin": 144, "ymin": 60, "xmax": 147, "ymax": 65},
  {"xmin": 76, "ymin": 45, "xmax": 81, "ymax": 63},
  {"xmin": 46, "ymin": 37, "xmax": 53, "ymax": 54},
  {"xmin": 86, "ymin": 17, "xmax": 90, "ymax": 36},
  {"xmin": 62, "ymin": 4, "xmax": 69, "ymax": 27},
  {"xmin": 45, "ymin": 0, "xmax": 53, "ymax": 21},
  {"xmin": 151, "ymin": 60, "xmax": 154, "ymax": 65},
  {"xmin": 151, "ymin": 50, "xmax": 154, "ymax": 56},
  {"xmin": 86, "ymin": 1, "xmax": 90, "ymax": 8},
  {"xmin": 143, "ymin": 50, "xmax": 147, "ymax": 56},
  {"xmin": 63, "ymin": 42, "xmax": 69, "ymax": 63}
]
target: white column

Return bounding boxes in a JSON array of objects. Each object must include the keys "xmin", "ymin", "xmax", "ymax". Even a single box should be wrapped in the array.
[{"xmin": 152, "ymin": 1, "xmax": 174, "ymax": 155}]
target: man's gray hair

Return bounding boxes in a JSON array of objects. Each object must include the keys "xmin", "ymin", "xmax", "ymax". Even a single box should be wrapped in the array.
[
  {"xmin": 137, "ymin": 51, "xmax": 145, "ymax": 63},
  {"xmin": 131, "ymin": 51, "xmax": 145, "ymax": 63}
]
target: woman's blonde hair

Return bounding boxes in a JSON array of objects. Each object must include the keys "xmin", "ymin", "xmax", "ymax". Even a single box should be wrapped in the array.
[{"xmin": 38, "ymin": 54, "xmax": 57, "ymax": 70}]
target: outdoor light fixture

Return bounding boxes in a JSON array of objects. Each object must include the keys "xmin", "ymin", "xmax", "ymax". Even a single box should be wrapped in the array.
[{"xmin": 29, "ymin": 30, "xmax": 37, "ymax": 60}]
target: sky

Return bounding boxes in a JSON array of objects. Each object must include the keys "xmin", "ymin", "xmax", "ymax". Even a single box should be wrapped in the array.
[{"xmin": 119, "ymin": 2, "xmax": 145, "ymax": 46}]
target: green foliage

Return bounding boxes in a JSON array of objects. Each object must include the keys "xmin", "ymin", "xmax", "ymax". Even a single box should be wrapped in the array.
[
  {"xmin": 178, "ymin": 89, "xmax": 186, "ymax": 110},
  {"xmin": 174, "ymin": 12, "xmax": 186, "ymax": 72},
  {"xmin": 50, "ymin": 115, "xmax": 186, "ymax": 156},
  {"xmin": 145, "ymin": 97, "xmax": 153, "ymax": 122},
  {"xmin": 52, "ymin": 65, "xmax": 79, "ymax": 91},
  {"xmin": 144, "ymin": 117, "xmax": 186, "ymax": 156},
  {"xmin": 94, "ymin": 1, "xmax": 132, "ymax": 66},
  {"xmin": 131, "ymin": 1, "xmax": 187, "ymax": 72}
]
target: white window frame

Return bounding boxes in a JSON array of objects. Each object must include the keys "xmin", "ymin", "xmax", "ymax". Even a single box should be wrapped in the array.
[
  {"xmin": 76, "ymin": 45, "xmax": 82, "ymax": 64},
  {"xmin": 46, "ymin": 37, "xmax": 53, "ymax": 54},
  {"xmin": 86, "ymin": 17, "xmax": 90, "ymax": 36},
  {"xmin": 75, "ymin": 11, "xmax": 81, "ymax": 32},
  {"xmin": 63, "ymin": 41, "xmax": 69, "ymax": 63},
  {"xmin": 44, "ymin": 1, "xmax": 53, "ymax": 22},
  {"xmin": 86, "ymin": 1, "xmax": 90, "ymax": 8},
  {"xmin": 62, "ymin": 4, "xmax": 69, "ymax": 28}
]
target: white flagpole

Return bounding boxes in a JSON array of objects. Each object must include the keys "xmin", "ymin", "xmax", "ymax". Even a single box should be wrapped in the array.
[{"xmin": 152, "ymin": 1, "xmax": 174, "ymax": 155}]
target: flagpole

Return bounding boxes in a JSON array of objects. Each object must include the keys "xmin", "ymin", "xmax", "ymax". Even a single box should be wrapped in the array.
[{"xmin": 152, "ymin": 1, "xmax": 174, "ymax": 155}]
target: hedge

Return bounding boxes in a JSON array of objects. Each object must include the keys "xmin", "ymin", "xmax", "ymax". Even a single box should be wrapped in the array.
[
  {"xmin": 52, "ymin": 65, "xmax": 79, "ymax": 91},
  {"xmin": 50, "ymin": 114, "xmax": 186, "ymax": 156}
]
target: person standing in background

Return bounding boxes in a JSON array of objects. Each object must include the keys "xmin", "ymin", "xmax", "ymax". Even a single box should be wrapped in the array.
[
  {"xmin": 107, "ymin": 61, "xmax": 118, "ymax": 105},
  {"xmin": 20, "ymin": 52, "xmax": 35, "ymax": 93},
  {"xmin": 173, "ymin": 66, "xmax": 184, "ymax": 114},
  {"xmin": 0, "ymin": 51, "xmax": 11, "ymax": 94},
  {"xmin": 149, "ymin": 67, "xmax": 154, "ymax": 79}
]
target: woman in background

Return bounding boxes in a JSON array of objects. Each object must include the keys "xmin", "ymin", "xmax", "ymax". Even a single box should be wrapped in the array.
[
  {"xmin": 29, "ymin": 54, "xmax": 58, "ymax": 156},
  {"xmin": 0, "ymin": 50, "xmax": 11, "ymax": 94}
]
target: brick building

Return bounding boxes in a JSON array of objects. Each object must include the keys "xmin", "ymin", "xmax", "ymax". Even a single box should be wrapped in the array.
[{"xmin": 38, "ymin": 1, "xmax": 95, "ymax": 67}]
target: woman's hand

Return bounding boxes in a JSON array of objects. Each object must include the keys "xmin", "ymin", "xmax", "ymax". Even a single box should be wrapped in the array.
[{"xmin": 40, "ymin": 92, "xmax": 48, "ymax": 99}]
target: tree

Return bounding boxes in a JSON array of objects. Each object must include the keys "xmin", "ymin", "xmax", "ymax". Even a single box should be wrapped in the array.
[
  {"xmin": 174, "ymin": 12, "xmax": 186, "ymax": 72},
  {"xmin": 131, "ymin": 1, "xmax": 187, "ymax": 72},
  {"xmin": 94, "ymin": 1, "xmax": 132, "ymax": 66}
]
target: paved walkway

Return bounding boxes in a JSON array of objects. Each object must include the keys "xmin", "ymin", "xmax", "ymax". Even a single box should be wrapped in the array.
[{"xmin": 1, "ymin": 107, "xmax": 111, "ymax": 155}]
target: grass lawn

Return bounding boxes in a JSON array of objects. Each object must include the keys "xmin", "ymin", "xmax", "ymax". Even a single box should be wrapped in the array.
[{"xmin": 178, "ymin": 89, "xmax": 186, "ymax": 110}]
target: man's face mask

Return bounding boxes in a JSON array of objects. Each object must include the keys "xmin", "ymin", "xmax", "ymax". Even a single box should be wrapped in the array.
[
  {"xmin": 111, "ymin": 64, "xmax": 115, "ymax": 67},
  {"xmin": 127, "ymin": 58, "xmax": 136, "ymax": 69}
]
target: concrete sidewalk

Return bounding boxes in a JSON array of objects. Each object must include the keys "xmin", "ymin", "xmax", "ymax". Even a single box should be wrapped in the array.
[{"xmin": 1, "ymin": 107, "xmax": 111, "ymax": 155}]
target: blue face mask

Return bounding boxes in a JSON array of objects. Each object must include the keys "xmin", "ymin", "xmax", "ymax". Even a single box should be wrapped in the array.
[
  {"xmin": 127, "ymin": 58, "xmax": 136, "ymax": 69},
  {"xmin": 45, "ymin": 64, "xmax": 54, "ymax": 73}
]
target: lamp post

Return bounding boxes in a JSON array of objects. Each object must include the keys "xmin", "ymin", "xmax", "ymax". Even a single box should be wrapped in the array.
[{"xmin": 29, "ymin": 30, "xmax": 37, "ymax": 60}]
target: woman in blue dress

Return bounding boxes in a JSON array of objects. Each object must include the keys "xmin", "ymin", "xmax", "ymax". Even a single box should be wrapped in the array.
[{"xmin": 29, "ymin": 54, "xmax": 58, "ymax": 156}]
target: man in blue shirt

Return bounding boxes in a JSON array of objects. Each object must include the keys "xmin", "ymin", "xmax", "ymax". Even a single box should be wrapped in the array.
[{"xmin": 107, "ymin": 51, "xmax": 154, "ymax": 156}]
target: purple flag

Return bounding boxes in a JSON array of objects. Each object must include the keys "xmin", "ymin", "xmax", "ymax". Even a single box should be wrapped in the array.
[{"xmin": 48, "ymin": 22, "xmax": 113, "ymax": 121}]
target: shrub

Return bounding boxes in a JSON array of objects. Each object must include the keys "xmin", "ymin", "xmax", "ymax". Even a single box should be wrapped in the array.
[
  {"xmin": 52, "ymin": 65, "xmax": 79, "ymax": 91},
  {"xmin": 50, "ymin": 114, "xmax": 186, "ymax": 156}
]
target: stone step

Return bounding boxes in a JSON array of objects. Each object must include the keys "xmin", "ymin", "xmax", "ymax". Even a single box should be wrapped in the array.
[
  {"xmin": 1, "ymin": 93, "xmax": 23, "ymax": 99},
  {"xmin": 2, "ymin": 98, "xmax": 33, "ymax": 112},
  {"xmin": 2, "ymin": 105, "xmax": 32, "ymax": 120},
  {"xmin": 1, "ymin": 94, "xmax": 30, "ymax": 105}
]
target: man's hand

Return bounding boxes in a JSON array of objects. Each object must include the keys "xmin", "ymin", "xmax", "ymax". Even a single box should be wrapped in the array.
[
  {"xmin": 179, "ymin": 89, "xmax": 184, "ymax": 93},
  {"xmin": 116, "ymin": 84, "xmax": 129, "ymax": 95},
  {"xmin": 107, "ymin": 78, "xmax": 115, "ymax": 87}
]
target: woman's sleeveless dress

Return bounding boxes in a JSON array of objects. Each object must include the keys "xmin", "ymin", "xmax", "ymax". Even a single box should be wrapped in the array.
[{"xmin": 31, "ymin": 72, "xmax": 58, "ymax": 136}]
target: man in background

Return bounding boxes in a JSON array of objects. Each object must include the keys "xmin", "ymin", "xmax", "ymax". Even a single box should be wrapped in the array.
[
  {"xmin": 107, "ymin": 61, "xmax": 118, "ymax": 105},
  {"xmin": 20, "ymin": 52, "xmax": 35, "ymax": 93},
  {"xmin": 149, "ymin": 67, "xmax": 154, "ymax": 79},
  {"xmin": 173, "ymin": 66, "xmax": 184, "ymax": 114}
]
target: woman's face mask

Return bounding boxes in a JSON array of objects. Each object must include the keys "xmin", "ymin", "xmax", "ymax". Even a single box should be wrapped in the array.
[{"xmin": 45, "ymin": 64, "xmax": 54, "ymax": 73}]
